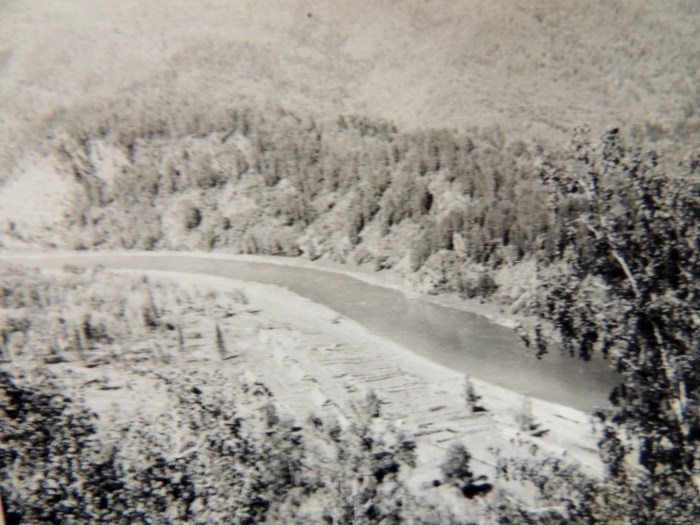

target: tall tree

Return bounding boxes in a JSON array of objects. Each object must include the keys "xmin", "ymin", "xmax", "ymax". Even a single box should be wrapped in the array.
[{"xmin": 530, "ymin": 127, "xmax": 700, "ymax": 500}]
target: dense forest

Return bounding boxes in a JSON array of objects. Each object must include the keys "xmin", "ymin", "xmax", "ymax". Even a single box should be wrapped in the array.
[
  {"xmin": 49, "ymin": 101, "xmax": 562, "ymax": 301},
  {"xmin": 49, "ymin": 100, "xmax": 698, "ymax": 304}
]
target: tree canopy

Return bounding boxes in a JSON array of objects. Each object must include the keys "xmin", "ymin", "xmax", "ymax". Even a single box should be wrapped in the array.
[{"xmin": 526, "ymin": 127, "xmax": 700, "ymax": 519}]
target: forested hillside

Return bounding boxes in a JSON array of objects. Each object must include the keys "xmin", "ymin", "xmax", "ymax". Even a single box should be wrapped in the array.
[
  {"xmin": 36, "ymin": 101, "xmax": 697, "ymax": 303},
  {"xmin": 48, "ymin": 102, "xmax": 552, "ymax": 300},
  {"xmin": 519, "ymin": 129, "xmax": 700, "ymax": 523},
  {"xmin": 1, "ymin": 0, "xmax": 700, "ymax": 522}
]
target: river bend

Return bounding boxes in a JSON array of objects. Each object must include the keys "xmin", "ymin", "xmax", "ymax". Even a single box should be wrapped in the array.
[{"xmin": 2, "ymin": 252, "xmax": 620, "ymax": 412}]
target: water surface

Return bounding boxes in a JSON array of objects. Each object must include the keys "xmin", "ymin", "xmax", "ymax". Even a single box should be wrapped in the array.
[{"xmin": 6, "ymin": 253, "xmax": 620, "ymax": 412}]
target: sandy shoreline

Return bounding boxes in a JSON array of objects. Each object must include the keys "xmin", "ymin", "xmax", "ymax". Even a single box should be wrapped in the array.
[{"xmin": 143, "ymin": 269, "xmax": 604, "ymax": 479}]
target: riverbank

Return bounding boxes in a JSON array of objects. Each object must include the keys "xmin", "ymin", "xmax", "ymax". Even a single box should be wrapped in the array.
[
  {"xmin": 128, "ymin": 269, "xmax": 606, "ymax": 488},
  {"xmin": 3, "ymin": 250, "xmax": 605, "ymax": 482},
  {"xmin": 0, "ymin": 259, "xmax": 607, "ymax": 519},
  {"xmin": 72, "ymin": 266, "xmax": 599, "ymax": 496},
  {"xmin": 29, "ymin": 248, "xmax": 530, "ymax": 329},
  {"xmin": 2, "ymin": 247, "xmax": 532, "ymax": 328},
  {"xmin": 211, "ymin": 250, "xmax": 532, "ymax": 330}
]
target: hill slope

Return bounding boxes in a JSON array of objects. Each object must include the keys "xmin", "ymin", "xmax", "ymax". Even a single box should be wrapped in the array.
[{"xmin": 1, "ymin": 0, "xmax": 699, "ymax": 175}]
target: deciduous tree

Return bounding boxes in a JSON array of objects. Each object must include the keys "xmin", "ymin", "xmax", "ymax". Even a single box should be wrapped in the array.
[{"xmin": 529, "ymin": 127, "xmax": 700, "ymax": 508}]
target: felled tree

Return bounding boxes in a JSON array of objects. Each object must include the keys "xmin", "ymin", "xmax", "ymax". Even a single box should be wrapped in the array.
[{"xmin": 531, "ymin": 127, "xmax": 700, "ymax": 503}]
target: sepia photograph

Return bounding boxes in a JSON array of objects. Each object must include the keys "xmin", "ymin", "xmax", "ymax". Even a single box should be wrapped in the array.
[{"xmin": 0, "ymin": 1, "xmax": 698, "ymax": 523}]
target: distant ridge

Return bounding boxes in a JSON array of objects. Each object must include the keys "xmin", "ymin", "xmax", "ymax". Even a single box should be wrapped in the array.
[{"xmin": 0, "ymin": 0, "xmax": 698, "ymax": 172}]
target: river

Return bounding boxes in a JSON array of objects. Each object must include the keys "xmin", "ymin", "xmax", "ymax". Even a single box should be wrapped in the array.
[{"xmin": 2, "ymin": 252, "xmax": 620, "ymax": 412}]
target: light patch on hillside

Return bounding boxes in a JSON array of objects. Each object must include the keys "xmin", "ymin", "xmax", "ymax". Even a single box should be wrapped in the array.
[
  {"xmin": 0, "ymin": 158, "xmax": 75, "ymax": 247},
  {"xmin": 86, "ymin": 140, "xmax": 129, "ymax": 190}
]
